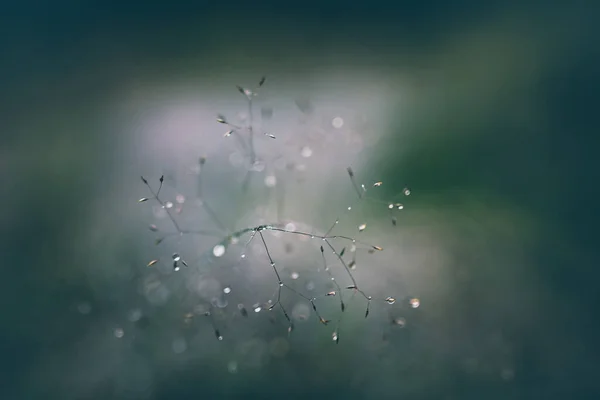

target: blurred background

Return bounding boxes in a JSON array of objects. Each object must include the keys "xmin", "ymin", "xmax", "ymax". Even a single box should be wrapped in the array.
[{"xmin": 2, "ymin": 1, "xmax": 599, "ymax": 399}]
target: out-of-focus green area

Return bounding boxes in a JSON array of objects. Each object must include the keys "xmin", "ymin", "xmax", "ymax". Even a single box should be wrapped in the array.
[{"xmin": 2, "ymin": 1, "xmax": 598, "ymax": 399}]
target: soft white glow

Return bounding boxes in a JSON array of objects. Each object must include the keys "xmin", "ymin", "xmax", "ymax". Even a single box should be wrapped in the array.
[
  {"xmin": 332, "ymin": 117, "xmax": 344, "ymax": 128},
  {"xmin": 213, "ymin": 245, "xmax": 225, "ymax": 257},
  {"xmin": 264, "ymin": 175, "xmax": 277, "ymax": 187}
]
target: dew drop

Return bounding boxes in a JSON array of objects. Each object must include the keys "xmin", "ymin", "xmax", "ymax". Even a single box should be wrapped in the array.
[
  {"xmin": 223, "ymin": 287, "xmax": 231, "ymax": 294},
  {"xmin": 149, "ymin": 224, "xmax": 159, "ymax": 231},
  {"xmin": 332, "ymin": 117, "xmax": 344, "ymax": 129},
  {"xmin": 291, "ymin": 272, "xmax": 299, "ymax": 280},
  {"xmin": 213, "ymin": 244, "xmax": 225, "ymax": 257},
  {"xmin": 176, "ymin": 194, "xmax": 185, "ymax": 204},
  {"xmin": 164, "ymin": 201, "xmax": 173, "ymax": 209},
  {"xmin": 409, "ymin": 297, "xmax": 420, "ymax": 308},
  {"xmin": 113, "ymin": 328, "xmax": 124, "ymax": 338},
  {"xmin": 332, "ymin": 332, "xmax": 338, "ymax": 342},
  {"xmin": 264, "ymin": 175, "xmax": 277, "ymax": 188},
  {"xmin": 254, "ymin": 306, "xmax": 262, "ymax": 313},
  {"xmin": 385, "ymin": 296, "xmax": 396, "ymax": 305},
  {"xmin": 300, "ymin": 146, "xmax": 313, "ymax": 158},
  {"xmin": 358, "ymin": 223, "xmax": 367, "ymax": 232},
  {"xmin": 396, "ymin": 203, "xmax": 404, "ymax": 210},
  {"xmin": 172, "ymin": 253, "xmax": 181, "ymax": 262},
  {"xmin": 403, "ymin": 187, "xmax": 411, "ymax": 196}
]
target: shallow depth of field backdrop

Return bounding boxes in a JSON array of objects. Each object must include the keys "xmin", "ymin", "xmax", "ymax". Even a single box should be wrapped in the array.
[{"xmin": 2, "ymin": 1, "xmax": 599, "ymax": 399}]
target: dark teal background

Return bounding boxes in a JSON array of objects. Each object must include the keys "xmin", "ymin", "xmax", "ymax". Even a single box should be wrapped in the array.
[{"xmin": 2, "ymin": 1, "xmax": 599, "ymax": 399}]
